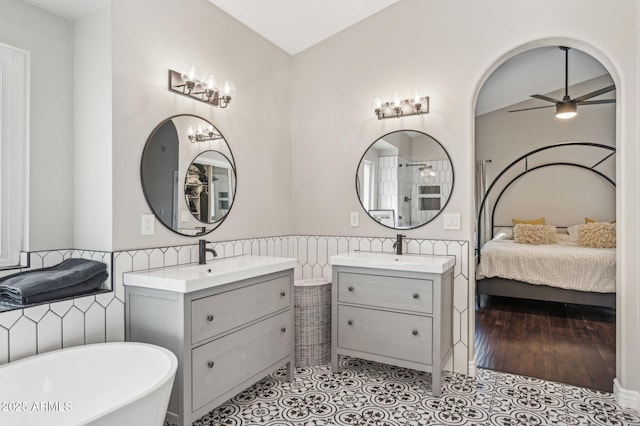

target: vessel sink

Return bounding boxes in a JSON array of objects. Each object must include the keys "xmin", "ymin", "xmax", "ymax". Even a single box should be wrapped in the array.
[
  {"xmin": 330, "ymin": 251, "xmax": 455, "ymax": 274},
  {"xmin": 123, "ymin": 255, "xmax": 297, "ymax": 293}
]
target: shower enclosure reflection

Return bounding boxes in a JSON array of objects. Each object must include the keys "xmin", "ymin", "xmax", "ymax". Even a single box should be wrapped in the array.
[{"xmin": 356, "ymin": 130, "xmax": 454, "ymax": 229}]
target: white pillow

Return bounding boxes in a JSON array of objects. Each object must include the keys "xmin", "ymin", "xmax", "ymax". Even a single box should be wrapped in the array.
[
  {"xmin": 493, "ymin": 227, "xmax": 513, "ymax": 240},
  {"xmin": 567, "ymin": 224, "xmax": 582, "ymax": 242}
]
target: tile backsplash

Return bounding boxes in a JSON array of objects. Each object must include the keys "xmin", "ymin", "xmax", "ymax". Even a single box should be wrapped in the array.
[{"xmin": 0, "ymin": 235, "xmax": 470, "ymax": 373}]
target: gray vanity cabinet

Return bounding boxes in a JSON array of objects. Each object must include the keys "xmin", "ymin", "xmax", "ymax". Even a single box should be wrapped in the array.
[
  {"xmin": 331, "ymin": 265, "xmax": 453, "ymax": 396},
  {"xmin": 125, "ymin": 269, "xmax": 295, "ymax": 426}
]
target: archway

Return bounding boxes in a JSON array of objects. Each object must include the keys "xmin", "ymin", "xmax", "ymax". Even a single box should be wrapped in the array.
[{"xmin": 471, "ymin": 41, "xmax": 618, "ymax": 392}]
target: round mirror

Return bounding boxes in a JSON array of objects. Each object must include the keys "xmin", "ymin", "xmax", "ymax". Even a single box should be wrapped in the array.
[
  {"xmin": 356, "ymin": 130, "xmax": 453, "ymax": 229},
  {"xmin": 141, "ymin": 114, "xmax": 236, "ymax": 236}
]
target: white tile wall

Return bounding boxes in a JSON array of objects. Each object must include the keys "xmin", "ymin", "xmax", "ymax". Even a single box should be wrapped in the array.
[
  {"xmin": 0, "ymin": 235, "xmax": 470, "ymax": 375},
  {"xmin": 0, "ymin": 249, "xmax": 112, "ymax": 363}
]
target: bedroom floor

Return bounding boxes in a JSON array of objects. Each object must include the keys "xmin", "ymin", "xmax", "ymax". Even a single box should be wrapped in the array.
[{"xmin": 475, "ymin": 295, "xmax": 616, "ymax": 392}]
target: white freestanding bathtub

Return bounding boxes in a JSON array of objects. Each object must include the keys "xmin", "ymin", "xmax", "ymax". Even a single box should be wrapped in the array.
[{"xmin": 0, "ymin": 342, "xmax": 177, "ymax": 426}]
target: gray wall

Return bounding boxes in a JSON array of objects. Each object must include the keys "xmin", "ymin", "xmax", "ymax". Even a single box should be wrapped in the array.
[
  {"xmin": 111, "ymin": 0, "xmax": 293, "ymax": 250},
  {"xmin": 476, "ymin": 74, "xmax": 616, "ymax": 228},
  {"xmin": 0, "ymin": 0, "xmax": 73, "ymax": 250}
]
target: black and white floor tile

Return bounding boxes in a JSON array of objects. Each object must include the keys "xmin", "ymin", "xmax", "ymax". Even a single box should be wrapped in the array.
[{"xmin": 192, "ymin": 357, "xmax": 640, "ymax": 426}]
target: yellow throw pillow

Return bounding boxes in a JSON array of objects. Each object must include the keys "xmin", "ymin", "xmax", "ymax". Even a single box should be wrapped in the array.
[
  {"xmin": 512, "ymin": 217, "xmax": 545, "ymax": 226},
  {"xmin": 578, "ymin": 222, "xmax": 616, "ymax": 248},
  {"xmin": 585, "ymin": 217, "xmax": 615, "ymax": 224},
  {"xmin": 513, "ymin": 224, "xmax": 557, "ymax": 245}
]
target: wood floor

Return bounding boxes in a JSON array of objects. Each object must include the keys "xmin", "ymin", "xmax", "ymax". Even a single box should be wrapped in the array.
[{"xmin": 475, "ymin": 295, "xmax": 616, "ymax": 392}]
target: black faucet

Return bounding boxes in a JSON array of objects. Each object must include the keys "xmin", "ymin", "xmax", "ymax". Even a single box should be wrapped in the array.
[
  {"xmin": 393, "ymin": 234, "xmax": 406, "ymax": 255},
  {"xmin": 198, "ymin": 239, "xmax": 218, "ymax": 264}
]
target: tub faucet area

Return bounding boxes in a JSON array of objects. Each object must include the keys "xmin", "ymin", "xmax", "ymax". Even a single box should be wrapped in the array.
[
  {"xmin": 393, "ymin": 234, "xmax": 406, "ymax": 255},
  {"xmin": 198, "ymin": 240, "xmax": 218, "ymax": 264}
]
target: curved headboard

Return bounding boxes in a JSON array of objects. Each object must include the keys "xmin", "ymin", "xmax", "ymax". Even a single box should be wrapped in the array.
[{"xmin": 477, "ymin": 142, "xmax": 615, "ymax": 258}]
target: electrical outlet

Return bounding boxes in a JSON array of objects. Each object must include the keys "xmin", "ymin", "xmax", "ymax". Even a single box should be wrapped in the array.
[
  {"xmin": 350, "ymin": 212, "xmax": 359, "ymax": 227},
  {"xmin": 141, "ymin": 214, "xmax": 155, "ymax": 235}
]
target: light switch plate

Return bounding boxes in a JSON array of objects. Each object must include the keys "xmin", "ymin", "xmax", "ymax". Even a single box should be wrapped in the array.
[
  {"xmin": 350, "ymin": 212, "xmax": 359, "ymax": 227},
  {"xmin": 141, "ymin": 214, "xmax": 155, "ymax": 235},
  {"xmin": 443, "ymin": 213, "xmax": 461, "ymax": 230},
  {"xmin": 181, "ymin": 210, "xmax": 190, "ymax": 222}
]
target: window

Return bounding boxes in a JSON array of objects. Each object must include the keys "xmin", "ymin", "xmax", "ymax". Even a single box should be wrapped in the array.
[{"xmin": 0, "ymin": 42, "xmax": 29, "ymax": 268}]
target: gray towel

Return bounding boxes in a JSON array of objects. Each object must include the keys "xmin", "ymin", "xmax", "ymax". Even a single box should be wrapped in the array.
[{"xmin": 0, "ymin": 258, "xmax": 108, "ymax": 305}]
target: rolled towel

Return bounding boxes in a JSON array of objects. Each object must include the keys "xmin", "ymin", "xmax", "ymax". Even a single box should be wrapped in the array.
[{"xmin": 0, "ymin": 258, "xmax": 108, "ymax": 305}]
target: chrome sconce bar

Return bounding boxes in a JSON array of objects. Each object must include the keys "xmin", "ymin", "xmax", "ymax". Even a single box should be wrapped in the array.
[
  {"xmin": 168, "ymin": 66, "xmax": 236, "ymax": 108},
  {"xmin": 187, "ymin": 124, "xmax": 223, "ymax": 143},
  {"xmin": 374, "ymin": 92, "xmax": 429, "ymax": 120}
]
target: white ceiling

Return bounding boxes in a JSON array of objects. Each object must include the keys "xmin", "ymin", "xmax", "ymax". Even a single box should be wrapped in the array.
[{"xmin": 207, "ymin": 0, "xmax": 399, "ymax": 55}]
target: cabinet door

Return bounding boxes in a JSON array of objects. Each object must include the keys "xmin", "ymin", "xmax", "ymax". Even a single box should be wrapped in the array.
[
  {"xmin": 191, "ymin": 275, "xmax": 290, "ymax": 344},
  {"xmin": 338, "ymin": 272, "xmax": 433, "ymax": 314},
  {"xmin": 338, "ymin": 305, "xmax": 432, "ymax": 365},
  {"xmin": 191, "ymin": 310, "xmax": 291, "ymax": 411}
]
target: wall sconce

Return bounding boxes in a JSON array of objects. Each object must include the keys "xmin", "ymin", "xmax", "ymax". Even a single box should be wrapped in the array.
[
  {"xmin": 374, "ymin": 91, "xmax": 429, "ymax": 119},
  {"xmin": 168, "ymin": 66, "xmax": 236, "ymax": 108},
  {"xmin": 187, "ymin": 124, "xmax": 223, "ymax": 143}
]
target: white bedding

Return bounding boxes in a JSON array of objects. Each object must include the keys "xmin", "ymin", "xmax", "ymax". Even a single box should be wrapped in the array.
[{"xmin": 476, "ymin": 239, "xmax": 616, "ymax": 293}]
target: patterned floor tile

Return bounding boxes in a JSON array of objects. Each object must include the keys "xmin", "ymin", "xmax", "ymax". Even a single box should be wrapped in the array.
[{"xmin": 186, "ymin": 357, "xmax": 640, "ymax": 426}]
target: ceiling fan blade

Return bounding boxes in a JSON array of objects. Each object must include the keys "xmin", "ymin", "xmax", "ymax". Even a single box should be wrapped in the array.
[
  {"xmin": 573, "ymin": 85, "xmax": 616, "ymax": 102},
  {"xmin": 508, "ymin": 104, "xmax": 556, "ymax": 113},
  {"xmin": 531, "ymin": 94, "xmax": 561, "ymax": 103},
  {"xmin": 579, "ymin": 99, "xmax": 616, "ymax": 105}
]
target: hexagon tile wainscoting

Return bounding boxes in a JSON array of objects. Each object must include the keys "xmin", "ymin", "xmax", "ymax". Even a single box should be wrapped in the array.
[
  {"xmin": 0, "ymin": 250, "xmax": 113, "ymax": 364},
  {"xmin": 0, "ymin": 236, "xmax": 469, "ymax": 375}
]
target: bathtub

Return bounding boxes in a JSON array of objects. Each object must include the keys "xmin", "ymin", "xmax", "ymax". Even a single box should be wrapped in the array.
[{"xmin": 0, "ymin": 342, "xmax": 177, "ymax": 426}]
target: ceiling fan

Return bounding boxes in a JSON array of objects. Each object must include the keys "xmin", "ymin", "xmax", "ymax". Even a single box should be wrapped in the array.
[{"xmin": 509, "ymin": 46, "xmax": 615, "ymax": 119}]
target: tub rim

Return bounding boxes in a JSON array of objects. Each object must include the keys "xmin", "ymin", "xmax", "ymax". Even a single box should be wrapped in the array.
[{"xmin": 0, "ymin": 341, "xmax": 178, "ymax": 425}]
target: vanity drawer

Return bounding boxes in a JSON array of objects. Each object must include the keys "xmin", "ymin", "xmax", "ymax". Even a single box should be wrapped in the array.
[
  {"xmin": 338, "ymin": 272, "xmax": 433, "ymax": 314},
  {"xmin": 191, "ymin": 310, "xmax": 292, "ymax": 412},
  {"xmin": 337, "ymin": 305, "xmax": 432, "ymax": 365},
  {"xmin": 191, "ymin": 275, "xmax": 290, "ymax": 344}
]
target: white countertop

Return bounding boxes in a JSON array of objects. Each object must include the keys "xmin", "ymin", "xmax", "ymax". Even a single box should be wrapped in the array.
[
  {"xmin": 123, "ymin": 255, "xmax": 297, "ymax": 293},
  {"xmin": 330, "ymin": 251, "xmax": 455, "ymax": 274}
]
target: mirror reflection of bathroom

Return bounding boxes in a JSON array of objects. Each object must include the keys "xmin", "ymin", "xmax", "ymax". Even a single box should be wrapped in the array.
[
  {"xmin": 140, "ymin": 115, "xmax": 237, "ymax": 236},
  {"xmin": 356, "ymin": 130, "xmax": 453, "ymax": 229},
  {"xmin": 185, "ymin": 151, "xmax": 235, "ymax": 224}
]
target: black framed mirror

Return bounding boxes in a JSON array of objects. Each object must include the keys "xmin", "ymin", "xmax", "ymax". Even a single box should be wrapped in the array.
[
  {"xmin": 141, "ymin": 114, "xmax": 236, "ymax": 236},
  {"xmin": 356, "ymin": 130, "xmax": 453, "ymax": 229}
]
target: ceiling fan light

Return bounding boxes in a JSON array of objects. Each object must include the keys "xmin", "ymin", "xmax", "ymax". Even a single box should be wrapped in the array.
[{"xmin": 555, "ymin": 101, "xmax": 577, "ymax": 119}]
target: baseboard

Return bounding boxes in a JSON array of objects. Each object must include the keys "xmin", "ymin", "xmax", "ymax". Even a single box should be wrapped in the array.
[
  {"xmin": 613, "ymin": 378, "xmax": 640, "ymax": 409},
  {"xmin": 467, "ymin": 357, "xmax": 477, "ymax": 377}
]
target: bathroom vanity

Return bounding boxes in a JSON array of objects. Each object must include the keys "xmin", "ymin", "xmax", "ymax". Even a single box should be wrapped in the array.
[
  {"xmin": 330, "ymin": 252, "xmax": 454, "ymax": 396},
  {"xmin": 123, "ymin": 255, "xmax": 297, "ymax": 426}
]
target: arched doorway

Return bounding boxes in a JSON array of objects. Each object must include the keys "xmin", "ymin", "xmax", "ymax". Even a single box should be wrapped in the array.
[{"xmin": 472, "ymin": 43, "xmax": 617, "ymax": 391}]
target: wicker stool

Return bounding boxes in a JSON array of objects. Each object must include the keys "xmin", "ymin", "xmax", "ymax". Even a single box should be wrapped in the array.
[{"xmin": 294, "ymin": 278, "xmax": 331, "ymax": 367}]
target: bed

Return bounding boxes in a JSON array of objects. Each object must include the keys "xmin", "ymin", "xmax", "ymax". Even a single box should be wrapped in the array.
[
  {"xmin": 475, "ymin": 142, "xmax": 617, "ymax": 309},
  {"xmin": 476, "ymin": 230, "xmax": 616, "ymax": 308}
]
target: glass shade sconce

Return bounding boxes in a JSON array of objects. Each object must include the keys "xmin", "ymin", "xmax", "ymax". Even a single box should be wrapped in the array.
[
  {"xmin": 374, "ymin": 91, "xmax": 429, "ymax": 119},
  {"xmin": 187, "ymin": 124, "xmax": 223, "ymax": 143},
  {"xmin": 168, "ymin": 65, "xmax": 236, "ymax": 108}
]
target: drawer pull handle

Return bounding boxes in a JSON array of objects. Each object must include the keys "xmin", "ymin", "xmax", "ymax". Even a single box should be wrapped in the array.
[
  {"xmin": 348, "ymin": 286, "xmax": 354, "ymax": 292},
  {"xmin": 280, "ymin": 291, "xmax": 286, "ymax": 297},
  {"xmin": 412, "ymin": 330, "xmax": 419, "ymax": 336},
  {"xmin": 206, "ymin": 315, "xmax": 214, "ymax": 322},
  {"xmin": 347, "ymin": 320, "xmax": 353, "ymax": 325},
  {"xmin": 412, "ymin": 293, "xmax": 419, "ymax": 299},
  {"xmin": 207, "ymin": 361, "xmax": 215, "ymax": 368},
  {"xmin": 281, "ymin": 327, "xmax": 287, "ymax": 333}
]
